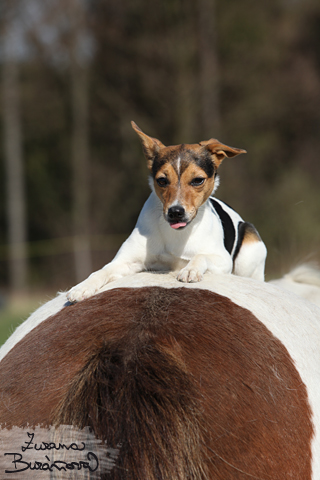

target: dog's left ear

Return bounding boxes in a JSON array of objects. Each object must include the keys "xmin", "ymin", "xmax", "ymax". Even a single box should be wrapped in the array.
[
  {"xmin": 200, "ymin": 139, "xmax": 246, "ymax": 168},
  {"xmin": 131, "ymin": 121, "xmax": 166, "ymax": 170}
]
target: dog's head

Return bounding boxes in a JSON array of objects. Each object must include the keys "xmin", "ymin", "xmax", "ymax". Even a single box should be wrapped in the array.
[{"xmin": 132, "ymin": 121, "xmax": 246, "ymax": 229}]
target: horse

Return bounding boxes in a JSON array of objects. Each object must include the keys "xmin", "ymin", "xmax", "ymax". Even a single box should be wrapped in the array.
[{"xmin": 0, "ymin": 271, "xmax": 320, "ymax": 479}]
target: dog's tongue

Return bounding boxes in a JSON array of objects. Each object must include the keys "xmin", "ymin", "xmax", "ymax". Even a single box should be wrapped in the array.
[{"xmin": 170, "ymin": 222, "xmax": 187, "ymax": 229}]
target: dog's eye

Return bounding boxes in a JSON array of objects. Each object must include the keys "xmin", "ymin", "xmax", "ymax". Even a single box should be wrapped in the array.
[
  {"xmin": 156, "ymin": 177, "xmax": 169, "ymax": 187},
  {"xmin": 191, "ymin": 178, "xmax": 205, "ymax": 186}
]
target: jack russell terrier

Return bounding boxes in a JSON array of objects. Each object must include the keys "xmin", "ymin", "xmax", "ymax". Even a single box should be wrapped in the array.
[{"xmin": 67, "ymin": 122, "xmax": 267, "ymax": 302}]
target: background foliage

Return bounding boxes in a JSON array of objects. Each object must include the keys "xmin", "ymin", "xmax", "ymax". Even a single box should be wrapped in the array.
[{"xmin": 1, "ymin": 0, "xmax": 320, "ymax": 296}]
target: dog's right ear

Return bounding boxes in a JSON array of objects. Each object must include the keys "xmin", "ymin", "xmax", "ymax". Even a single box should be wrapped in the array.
[{"xmin": 131, "ymin": 121, "xmax": 166, "ymax": 170}]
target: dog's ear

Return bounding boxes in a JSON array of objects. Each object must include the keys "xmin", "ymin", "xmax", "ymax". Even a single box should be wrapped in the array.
[
  {"xmin": 131, "ymin": 121, "xmax": 166, "ymax": 170},
  {"xmin": 200, "ymin": 138, "xmax": 246, "ymax": 168}
]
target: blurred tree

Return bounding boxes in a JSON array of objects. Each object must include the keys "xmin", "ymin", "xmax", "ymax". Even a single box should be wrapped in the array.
[
  {"xmin": 17, "ymin": 0, "xmax": 94, "ymax": 284},
  {"xmin": 67, "ymin": 0, "xmax": 92, "ymax": 282},
  {"xmin": 1, "ymin": 1, "xmax": 28, "ymax": 292},
  {"xmin": 0, "ymin": 0, "xmax": 320, "ymax": 289},
  {"xmin": 197, "ymin": 0, "xmax": 220, "ymax": 138}
]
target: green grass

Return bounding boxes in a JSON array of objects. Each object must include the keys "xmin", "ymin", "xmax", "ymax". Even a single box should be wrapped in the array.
[
  {"xmin": 0, "ymin": 311, "xmax": 25, "ymax": 346},
  {"xmin": 0, "ymin": 296, "xmax": 48, "ymax": 347}
]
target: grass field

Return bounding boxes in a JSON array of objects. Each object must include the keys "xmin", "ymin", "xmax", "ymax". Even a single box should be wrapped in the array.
[{"xmin": 0, "ymin": 294, "xmax": 51, "ymax": 347}]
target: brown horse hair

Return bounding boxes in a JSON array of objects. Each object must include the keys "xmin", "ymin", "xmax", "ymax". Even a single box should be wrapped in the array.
[{"xmin": 53, "ymin": 328, "xmax": 208, "ymax": 480}]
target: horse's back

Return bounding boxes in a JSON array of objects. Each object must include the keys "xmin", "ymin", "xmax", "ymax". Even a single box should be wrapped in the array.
[{"xmin": 0, "ymin": 273, "xmax": 319, "ymax": 479}]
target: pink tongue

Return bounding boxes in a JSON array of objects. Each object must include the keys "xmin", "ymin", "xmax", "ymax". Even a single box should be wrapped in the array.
[{"xmin": 170, "ymin": 222, "xmax": 187, "ymax": 229}]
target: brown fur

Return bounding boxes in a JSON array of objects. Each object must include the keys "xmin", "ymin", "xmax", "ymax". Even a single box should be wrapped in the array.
[
  {"xmin": 0, "ymin": 287, "xmax": 313, "ymax": 479},
  {"xmin": 131, "ymin": 121, "xmax": 246, "ymax": 171},
  {"xmin": 154, "ymin": 162, "xmax": 216, "ymax": 221},
  {"xmin": 242, "ymin": 222, "xmax": 263, "ymax": 244},
  {"xmin": 131, "ymin": 121, "xmax": 246, "ymax": 220}
]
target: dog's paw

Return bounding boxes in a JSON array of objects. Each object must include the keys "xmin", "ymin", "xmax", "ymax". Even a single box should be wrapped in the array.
[
  {"xmin": 67, "ymin": 270, "xmax": 111, "ymax": 303},
  {"xmin": 67, "ymin": 281, "xmax": 100, "ymax": 303},
  {"xmin": 177, "ymin": 267, "xmax": 203, "ymax": 283},
  {"xmin": 67, "ymin": 284, "xmax": 97, "ymax": 303}
]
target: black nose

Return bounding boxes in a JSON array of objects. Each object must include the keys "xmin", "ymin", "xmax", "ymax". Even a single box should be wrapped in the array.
[{"xmin": 168, "ymin": 205, "xmax": 185, "ymax": 219}]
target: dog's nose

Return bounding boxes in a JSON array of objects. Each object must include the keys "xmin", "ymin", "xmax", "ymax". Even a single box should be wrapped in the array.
[{"xmin": 168, "ymin": 205, "xmax": 185, "ymax": 219}]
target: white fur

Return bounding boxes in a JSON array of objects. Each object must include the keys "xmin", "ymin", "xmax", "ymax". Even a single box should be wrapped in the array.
[
  {"xmin": 233, "ymin": 241, "xmax": 267, "ymax": 280},
  {"xmin": 176, "ymin": 156, "xmax": 181, "ymax": 175},
  {"xmin": 211, "ymin": 174, "xmax": 220, "ymax": 195},
  {"xmin": 1, "ymin": 272, "xmax": 320, "ymax": 477},
  {"xmin": 67, "ymin": 192, "xmax": 267, "ymax": 302}
]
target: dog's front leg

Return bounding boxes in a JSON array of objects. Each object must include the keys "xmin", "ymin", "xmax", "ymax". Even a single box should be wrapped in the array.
[
  {"xmin": 67, "ymin": 229, "xmax": 147, "ymax": 302},
  {"xmin": 67, "ymin": 261, "xmax": 144, "ymax": 302},
  {"xmin": 177, "ymin": 253, "xmax": 233, "ymax": 283}
]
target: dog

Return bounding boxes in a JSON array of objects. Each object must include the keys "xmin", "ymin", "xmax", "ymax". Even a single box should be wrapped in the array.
[{"xmin": 67, "ymin": 122, "xmax": 267, "ymax": 302}]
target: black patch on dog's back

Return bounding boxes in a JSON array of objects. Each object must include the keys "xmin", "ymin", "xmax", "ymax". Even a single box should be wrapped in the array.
[
  {"xmin": 233, "ymin": 222, "xmax": 261, "ymax": 261},
  {"xmin": 210, "ymin": 199, "xmax": 235, "ymax": 254},
  {"xmin": 233, "ymin": 221, "xmax": 246, "ymax": 260}
]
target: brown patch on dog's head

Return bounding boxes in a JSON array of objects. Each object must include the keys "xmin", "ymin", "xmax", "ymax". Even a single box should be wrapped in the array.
[
  {"xmin": 153, "ymin": 158, "xmax": 218, "ymax": 225},
  {"xmin": 199, "ymin": 138, "xmax": 247, "ymax": 168},
  {"xmin": 132, "ymin": 121, "xmax": 246, "ymax": 227},
  {"xmin": 132, "ymin": 121, "xmax": 246, "ymax": 174}
]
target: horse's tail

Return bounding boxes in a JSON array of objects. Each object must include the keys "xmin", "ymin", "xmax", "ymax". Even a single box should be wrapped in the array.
[
  {"xmin": 283, "ymin": 263, "xmax": 320, "ymax": 287},
  {"xmin": 54, "ymin": 337, "xmax": 207, "ymax": 480},
  {"xmin": 270, "ymin": 263, "xmax": 320, "ymax": 307}
]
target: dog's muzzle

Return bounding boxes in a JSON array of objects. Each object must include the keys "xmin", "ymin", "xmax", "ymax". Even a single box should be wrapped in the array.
[{"xmin": 167, "ymin": 206, "xmax": 188, "ymax": 229}]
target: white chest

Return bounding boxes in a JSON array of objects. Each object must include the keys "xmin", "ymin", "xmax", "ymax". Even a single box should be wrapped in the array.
[{"xmin": 145, "ymin": 204, "xmax": 225, "ymax": 269}]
